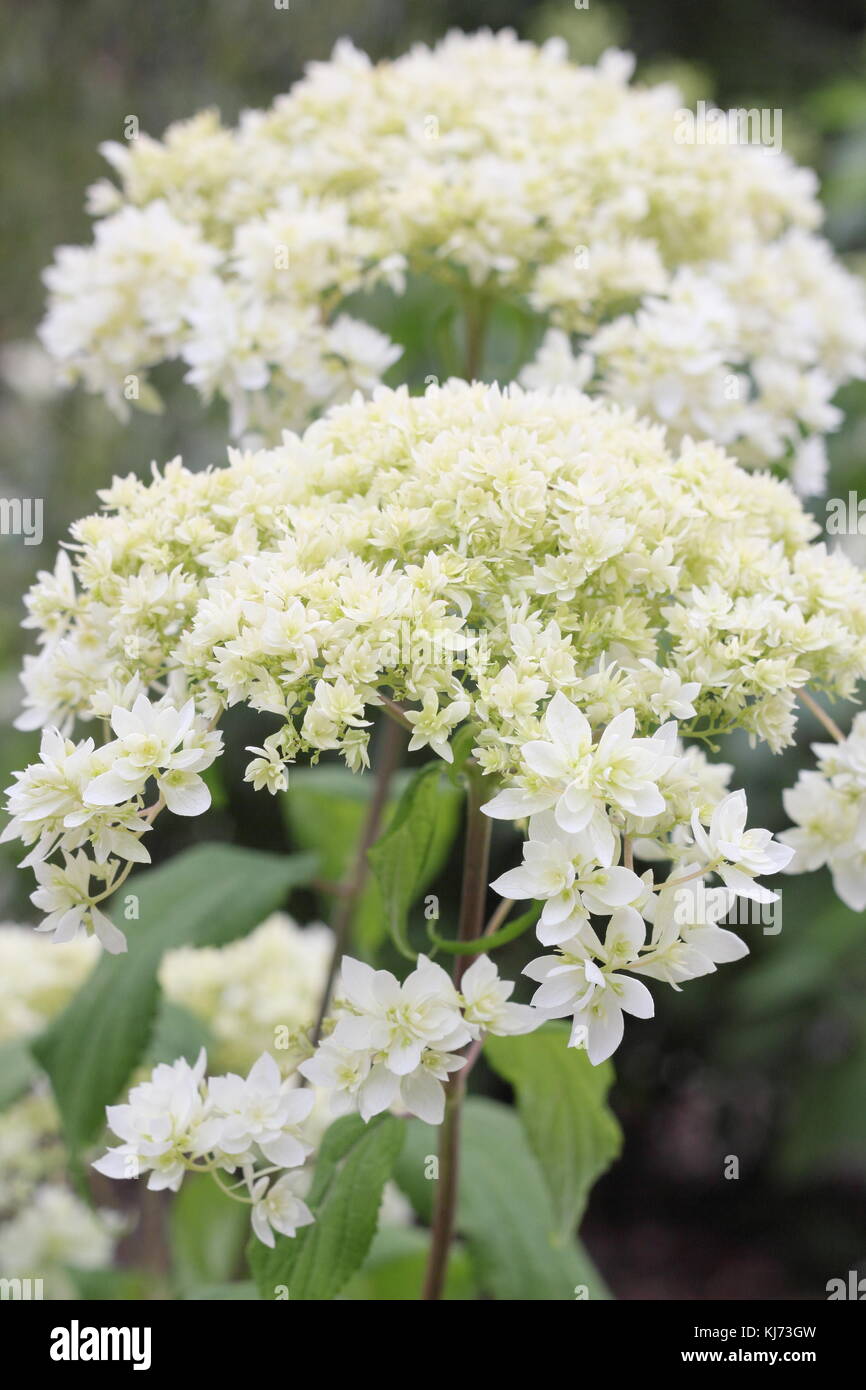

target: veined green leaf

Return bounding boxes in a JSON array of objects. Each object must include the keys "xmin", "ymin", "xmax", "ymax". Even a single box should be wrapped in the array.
[
  {"xmin": 32, "ymin": 844, "xmax": 316, "ymax": 1156},
  {"xmin": 485, "ymin": 1022, "xmax": 621, "ymax": 1238},
  {"xmin": 368, "ymin": 762, "xmax": 462, "ymax": 958},
  {"xmin": 248, "ymin": 1113, "xmax": 405, "ymax": 1301},
  {"xmin": 395, "ymin": 1096, "xmax": 611, "ymax": 1300}
]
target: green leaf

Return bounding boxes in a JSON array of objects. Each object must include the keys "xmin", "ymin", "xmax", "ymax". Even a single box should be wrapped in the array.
[
  {"xmin": 485, "ymin": 1022, "xmax": 621, "ymax": 1237},
  {"xmin": 31, "ymin": 844, "xmax": 316, "ymax": 1156},
  {"xmin": 368, "ymin": 762, "xmax": 462, "ymax": 958},
  {"xmin": 65, "ymin": 1266, "xmax": 165, "ymax": 1300},
  {"xmin": 249, "ymin": 1113, "xmax": 405, "ymax": 1301},
  {"xmin": 0, "ymin": 1038, "xmax": 41, "ymax": 1110},
  {"xmin": 340, "ymin": 1225, "xmax": 476, "ymax": 1300},
  {"xmin": 283, "ymin": 766, "xmax": 382, "ymax": 885},
  {"xmin": 284, "ymin": 764, "xmax": 393, "ymax": 957},
  {"xmin": 395, "ymin": 1097, "xmax": 610, "ymax": 1300},
  {"xmin": 304, "ymin": 1113, "xmax": 370, "ymax": 1203},
  {"xmin": 170, "ymin": 1174, "xmax": 250, "ymax": 1293},
  {"xmin": 147, "ymin": 999, "xmax": 212, "ymax": 1067},
  {"xmin": 181, "ymin": 1281, "xmax": 260, "ymax": 1300}
]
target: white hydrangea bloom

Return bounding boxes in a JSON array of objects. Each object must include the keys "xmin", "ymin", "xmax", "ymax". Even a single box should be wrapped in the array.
[
  {"xmin": 3, "ymin": 695, "xmax": 221, "ymax": 951},
  {"xmin": 159, "ymin": 913, "xmax": 333, "ymax": 1073},
  {"xmin": 0, "ymin": 928, "xmax": 123, "ymax": 1287},
  {"xmin": 41, "ymin": 201, "xmax": 221, "ymax": 415},
  {"xmin": 483, "ymin": 692, "xmax": 677, "ymax": 859},
  {"xmin": 250, "ymin": 1170, "xmax": 314, "ymax": 1249},
  {"xmin": 207, "ymin": 1052, "xmax": 315, "ymax": 1168},
  {"xmin": 493, "ymin": 733, "xmax": 791, "ymax": 1060},
  {"xmin": 41, "ymin": 190, "xmax": 400, "ymax": 435},
  {"xmin": 299, "ymin": 951, "xmax": 535, "ymax": 1124},
  {"xmin": 490, "ymin": 809, "xmax": 646, "ymax": 946},
  {"xmin": 7, "ymin": 381, "xmax": 866, "ymax": 950},
  {"xmin": 690, "ymin": 790, "xmax": 794, "ymax": 902},
  {"xmin": 38, "ymin": 33, "xmax": 866, "ymax": 480},
  {"xmin": 0, "ymin": 1093, "xmax": 67, "ymax": 1210},
  {"xmin": 30, "ymin": 852, "xmax": 129, "ymax": 953},
  {"xmin": 0, "ymin": 1185, "xmax": 124, "ymax": 1297},
  {"xmin": 84, "ymin": 694, "xmax": 220, "ymax": 816},
  {"xmin": 524, "ymin": 944, "xmax": 655, "ymax": 1065},
  {"xmin": 521, "ymin": 868, "xmax": 749, "ymax": 1066},
  {"xmin": 552, "ymin": 231, "xmax": 866, "ymax": 487},
  {"xmin": 459, "ymin": 955, "xmax": 540, "ymax": 1037},
  {"xmin": 0, "ymin": 925, "xmax": 97, "ymax": 1042},
  {"xmin": 299, "ymin": 955, "xmax": 471, "ymax": 1125},
  {"xmin": 93, "ymin": 1049, "xmax": 319, "ymax": 1246},
  {"xmin": 93, "ymin": 1050, "xmax": 221, "ymax": 1192},
  {"xmin": 782, "ymin": 713, "xmax": 866, "ymax": 910},
  {"xmin": 635, "ymin": 877, "xmax": 748, "ymax": 987}
]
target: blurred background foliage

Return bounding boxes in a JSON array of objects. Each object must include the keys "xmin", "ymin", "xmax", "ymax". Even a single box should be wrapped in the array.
[{"xmin": 2, "ymin": 0, "xmax": 866, "ymax": 1299}]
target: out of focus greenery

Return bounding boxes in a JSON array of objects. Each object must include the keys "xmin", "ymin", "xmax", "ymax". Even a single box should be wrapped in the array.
[{"xmin": 2, "ymin": 0, "xmax": 866, "ymax": 1298}]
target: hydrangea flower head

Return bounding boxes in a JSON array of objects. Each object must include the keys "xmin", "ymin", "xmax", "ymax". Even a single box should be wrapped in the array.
[
  {"xmin": 38, "ymin": 33, "xmax": 866, "ymax": 483},
  {"xmin": 7, "ymin": 380, "xmax": 866, "ymax": 952}
]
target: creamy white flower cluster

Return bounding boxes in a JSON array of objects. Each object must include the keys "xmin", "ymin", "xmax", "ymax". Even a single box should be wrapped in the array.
[
  {"xmin": 300, "ymin": 953, "xmax": 538, "ymax": 1125},
  {"xmin": 483, "ymin": 693, "xmax": 793, "ymax": 1062},
  {"xmin": 0, "ymin": 1091, "xmax": 66, "ymax": 1212},
  {"xmin": 523, "ymin": 230, "xmax": 865, "ymax": 494},
  {"xmin": 781, "ymin": 713, "xmax": 866, "ymax": 911},
  {"xmin": 7, "ymin": 382, "xmax": 866, "ymax": 948},
  {"xmin": 0, "ymin": 1103, "xmax": 122, "ymax": 1296},
  {"xmin": 39, "ymin": 32, "xmax": 865, "ymax": 480},
  {"xmin": 0, "ymin": 923, "xmax": 97, "ymax": 1041},
  {"xmin": 0, "ymin": 925, "xmax": 97, "ymax": 1217},
  {"xmin": 0, "ymin": 926, "xmax": 120, "ymax": 1295},
  {"xmin": 159, "ymin": 913, "xmax": 333, "ymax": 1073},
  {"xmin": 42, "ymin": 190, "xmax": 402, "ymax": 436},
  {"xmin": 2, "ymin": 695, "xmax": 222, "ymax": 952},
  {"xmin": 95, "ymin": 951, "xmax": 537, "ymax": 1239},
  {"xmin": 0, "ymin": 1184, "xmax": 124, "ymax": 1297},
  {"xmin": 93, "ymin": 1049, "xmax": 316, "ymax": 1247}
]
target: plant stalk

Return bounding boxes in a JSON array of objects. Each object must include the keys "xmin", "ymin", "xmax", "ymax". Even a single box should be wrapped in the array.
[
  {"xmin": 310, "ymin": 715, "xmax": 406, "ymax": 1046},
  {"xmin": 422, "ymin": 770, "xmax": 492, "ymax": 1299},
  {"xmin": 798, "ymin": 687, "xmax": 845, "ymax": 744}
]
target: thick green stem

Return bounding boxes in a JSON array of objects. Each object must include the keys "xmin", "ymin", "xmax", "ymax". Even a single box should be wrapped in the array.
[
  {"xmin": 310, "ymin": 715, "xmax": 406, "ymax": 1046},
  {"xmin": 453, "ymin": 775, "xmax": 493, "ymax": 988},
  {"xmin": 422, "ymin": 771, "xmax": 492, "ymax": 1299},
  {"xmin": 421, "ymin": 1068, "xmax": 466, "ymax": 1300}
]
